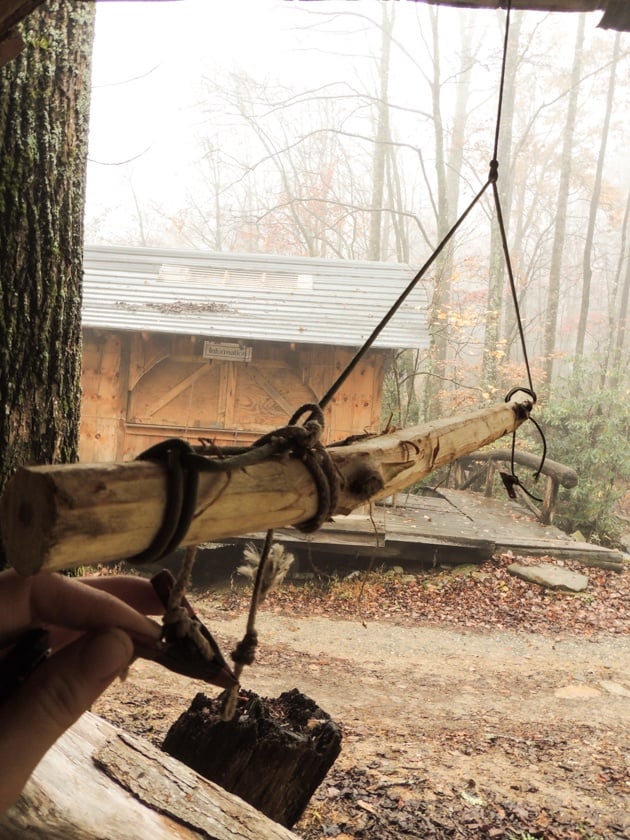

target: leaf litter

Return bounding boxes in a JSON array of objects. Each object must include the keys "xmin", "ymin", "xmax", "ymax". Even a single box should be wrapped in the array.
[{"xmin": 94, "ymin": 552, "xmax": 629, "ymax": 840}]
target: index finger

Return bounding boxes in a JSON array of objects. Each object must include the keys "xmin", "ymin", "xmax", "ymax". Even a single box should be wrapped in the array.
[{"xmin": 0, "ymin": 570, "xmax": 161, "ymax": 647}]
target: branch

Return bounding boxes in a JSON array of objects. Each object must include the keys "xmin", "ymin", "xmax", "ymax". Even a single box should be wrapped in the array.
[{"xmin": 0, "ymin": 395, "xmax": 533, "ymax": 576}]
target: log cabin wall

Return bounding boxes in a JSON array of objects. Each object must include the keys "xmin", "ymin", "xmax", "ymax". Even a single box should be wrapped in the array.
[{"xmin": 80, "ymin": 328, "xmax": 386, "ymax": 463}]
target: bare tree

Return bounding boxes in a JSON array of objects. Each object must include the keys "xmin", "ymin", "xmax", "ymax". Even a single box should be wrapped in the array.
[
  {"xmin": 540, "ymin": 13, "xmax": 585, "ymax": 398},
  {"xmin": 575, "ymin": 31, "xmax": 622, "ymax": 361}
]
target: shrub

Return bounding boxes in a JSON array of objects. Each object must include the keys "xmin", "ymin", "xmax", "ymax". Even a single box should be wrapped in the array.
[{"xmin": 533, "ymin": 367, "xmax": 630, "ymax": 547}]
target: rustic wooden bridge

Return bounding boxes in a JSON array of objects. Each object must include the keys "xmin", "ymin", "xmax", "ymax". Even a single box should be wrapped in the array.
[{"xmin": 222, "ymin": 486, "xmax": 624, "ymax": 578}]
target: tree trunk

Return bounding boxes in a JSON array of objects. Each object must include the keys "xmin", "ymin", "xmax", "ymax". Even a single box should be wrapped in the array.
[
  {"xmin": 610, "ymin": 200, "xmax": 630, "ymax": 381},
  {"xmin": 574, "ymin": 32, "xmax": 621, "ymax": 360},
  {"xmin": 0, "ymin": 1, "xmax": 93, "ymax": 547},
  {"xmin": 367, "ymin": 3, "xmax": 394, "ymax": 262},
  {"xmin": 541, "ymin": 14, "xmax": 585, "ymax": 398}
]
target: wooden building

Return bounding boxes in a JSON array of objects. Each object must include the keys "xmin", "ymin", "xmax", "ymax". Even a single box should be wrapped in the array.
[{"xmin": 79, "ymin": 246, "xmax": 429, "ymax": 462}]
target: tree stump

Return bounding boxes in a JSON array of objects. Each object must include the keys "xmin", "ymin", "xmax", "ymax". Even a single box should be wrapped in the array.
[{"xmin": 162, "ymin": 689, "xmax": 342, "ymax": 829}]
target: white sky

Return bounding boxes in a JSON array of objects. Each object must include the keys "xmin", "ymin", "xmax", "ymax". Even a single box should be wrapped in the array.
[
  {"xmin": 87, "ymin": 1, "xmax": 352, "ymax": 204},
  {"xmin": 86, "ymin": 1, "xmax": 628, "ymax": 242}
]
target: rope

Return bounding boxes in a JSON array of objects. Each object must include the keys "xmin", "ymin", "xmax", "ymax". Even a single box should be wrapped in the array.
[
  {"xmin": 220, "ymin": 529, "xmax": 274, "ymax": 720},
  {"xmin": 319, "ymin": 0, "xmax": 546, "ymax": 497},
  {"xmin": 132, "ymin": 404, "xmax": 338, "ymax": 564},
  {"xmin": 160, "ymin": 545, "xmax": 218, "ymax": 662},
  {"xmin": 317, "ymin": 182, "xmax": 492, "ymax": 411},
  {"xmin": 136, "ymin": 0, "xmax": 552, "ymax": 707},
  {"xmin": 319, "ymin": 2, "xmax": 536, "ymax": 416}
]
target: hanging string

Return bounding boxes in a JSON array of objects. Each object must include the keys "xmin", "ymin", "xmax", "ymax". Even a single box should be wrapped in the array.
[
  {"xmin": 220, "ymin": 529, "xmax": 274, "ymax": 720},
  {"xmin": 491, "ymin": 0, "xmax": 512, "ymax": 164},
  {"xmin": 488, "ymin": 0, "xmax": 536, "ymax": 398},
  {"xmin": 319, "ymin": 0, "xmax": 545, "ymax": 489},
  {"xmin": 318, "ymin": 181, "xmax": 493, "ymax": 411}
]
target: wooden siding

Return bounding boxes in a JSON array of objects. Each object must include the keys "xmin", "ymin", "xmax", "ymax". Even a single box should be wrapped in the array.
[{"xmin": 80, "ymin": 330, "xmax": 387, "ymax": 463}]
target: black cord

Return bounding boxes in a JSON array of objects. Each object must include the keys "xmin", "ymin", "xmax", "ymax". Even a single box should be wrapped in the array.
[{"xmin": 318, "ymin": 180, "xmax": 493, "ymax": 411}]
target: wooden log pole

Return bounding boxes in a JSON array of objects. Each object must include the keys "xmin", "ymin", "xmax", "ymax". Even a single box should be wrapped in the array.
[{"xmin": 0, "ymin": 394, "xmax": 533, "ymax": 576}]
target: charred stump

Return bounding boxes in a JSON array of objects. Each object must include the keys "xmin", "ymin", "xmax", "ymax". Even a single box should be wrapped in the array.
[{"xmin": 162, "ymin": 689, "xmax": 342, "ymax": 829}]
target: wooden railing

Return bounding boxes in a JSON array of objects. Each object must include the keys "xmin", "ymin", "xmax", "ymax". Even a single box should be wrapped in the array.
[{"xmin": 453, "ymin": 449, "xmax": 578, "ymax": 525}]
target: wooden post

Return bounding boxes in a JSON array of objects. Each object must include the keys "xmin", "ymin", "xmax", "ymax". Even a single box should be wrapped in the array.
[
  {"xmin": 0, "ymin": 394, "xmax": 533, "ymax": 575},
  {"xmin": 163, "ymin": 690, "xmax": 342, "ymax": 829},
  {"xmin": 484, "ymin": 461, "xmax": 497, "ymax": 497},
  {"xmin": 541, "ymin": 475, "xmax": 559, "ymax": 524}
]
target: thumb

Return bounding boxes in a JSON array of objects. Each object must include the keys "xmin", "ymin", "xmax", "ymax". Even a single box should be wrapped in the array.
[{"xmin": 0, "ymin": 628, "xmax": 133, "ymax": 814}]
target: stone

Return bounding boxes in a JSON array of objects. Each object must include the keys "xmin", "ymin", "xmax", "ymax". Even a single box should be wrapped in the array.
[
  {"xmin": 554, "ymin": 685, "xmax": 601, "ymax": 699},
  {"xmin": 449, "ymin": 564, "xmax": 479, "ymax": 577},
  {"xmin": 507, "ymin": 562, "xmax": 588, "ymax": 592}
]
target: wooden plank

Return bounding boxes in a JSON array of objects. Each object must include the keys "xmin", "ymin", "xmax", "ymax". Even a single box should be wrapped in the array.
[
  {"xmin": 0, "ymin": 0, "xmax": 43, "ymax": 37},
  {"xmin": 0, "ymin": 394, "xmax": 533, "ymax": 575},
  {"xmin": 0, "ymin": 29, "xmax": 23, "ymax": 66},
  {"xmin": 217, "ymin": 362, "xmax": 237, "ymax": 429}
]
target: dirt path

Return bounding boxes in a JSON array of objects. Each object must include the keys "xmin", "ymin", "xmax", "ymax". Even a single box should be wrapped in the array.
[{"xmin": 95, "ymin": 605, "xmax": 629, "ymax": 839}]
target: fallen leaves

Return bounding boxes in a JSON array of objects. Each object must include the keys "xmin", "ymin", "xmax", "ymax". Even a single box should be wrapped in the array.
[
  {"xmin": 297, "ymin": 762, "xmax": 623, "ymax": 840},
  {"xmin": 214, "ymin": 552, "xmax": 629, "ymax": 638}
]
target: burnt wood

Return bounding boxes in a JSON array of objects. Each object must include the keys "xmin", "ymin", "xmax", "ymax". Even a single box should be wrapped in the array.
[{"xmin": 163, "ymin": 689, "xmax": 342, "ymax": 829}]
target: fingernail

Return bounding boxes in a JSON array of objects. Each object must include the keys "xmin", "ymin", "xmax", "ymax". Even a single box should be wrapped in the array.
[{"xmin": 80, "ymin": 628, "xmax": 134, "ymax": 683}]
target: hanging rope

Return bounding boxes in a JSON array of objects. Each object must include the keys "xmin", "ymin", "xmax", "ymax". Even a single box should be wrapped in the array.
[
  {"xmin": 137, "ymin": 0, "xmax": 548, "ymax": 714},
  {"xmin": 319, "ymin": 0, "xmax": 545, "ymax": 496},
  {"xmin": 220, "ymin": 529, "xmax": 274, "ymax": 720}
]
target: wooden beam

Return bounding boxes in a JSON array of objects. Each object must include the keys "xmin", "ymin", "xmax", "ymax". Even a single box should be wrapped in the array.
[
  {"xmin": 0, "ymin": 28, "xmax": 24, "ymax": 66},
  {"xmin": 0, "ymin": 393, "xmax": 533, "ymax": 576},
  {"xmin": 419, "ymin": 1, "xmax": 630, "ymax": 32},
  {"xmin": 0, "ymin": 0, "xmax": 43, "ymax": 39}
]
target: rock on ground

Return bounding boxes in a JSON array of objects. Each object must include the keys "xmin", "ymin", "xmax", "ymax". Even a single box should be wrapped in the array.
[{"xmin": 507, "ymin": 562, "xmax": 589, "ymax": 592}]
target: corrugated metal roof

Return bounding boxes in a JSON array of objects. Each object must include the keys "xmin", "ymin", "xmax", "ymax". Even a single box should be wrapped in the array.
[{"xmin": 82, "ymin": 245, "xmax": 429, "ymax": 351}]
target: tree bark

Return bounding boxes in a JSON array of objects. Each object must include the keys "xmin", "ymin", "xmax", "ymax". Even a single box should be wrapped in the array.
[{"xmin": 0, "ymin": 1, "xmax": 94, "ymax": 553}]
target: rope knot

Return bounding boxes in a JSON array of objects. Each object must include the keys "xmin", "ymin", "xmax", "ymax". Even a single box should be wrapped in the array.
[
  {"xmin": 163, "ymin": 604, "xmax": 193, "ymax": 639},
  {"xmin": 488, "ymin": 159, "xmax": 499, "ymax": 183},
  {"xmin": 231, "ymin": 631, "xmax": 258, "ymax": 666}
]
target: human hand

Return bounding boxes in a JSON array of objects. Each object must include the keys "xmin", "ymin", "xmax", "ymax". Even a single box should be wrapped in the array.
[{"xmin": 0, "ymin": 570, "xmax": 163, "ymax": 814}]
